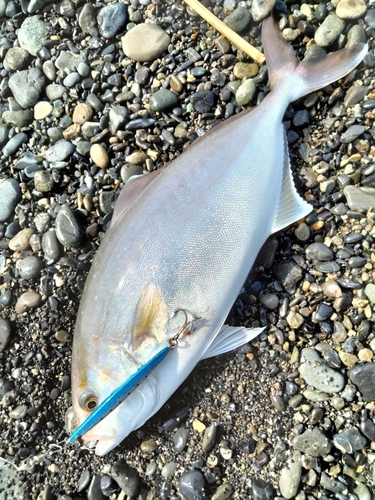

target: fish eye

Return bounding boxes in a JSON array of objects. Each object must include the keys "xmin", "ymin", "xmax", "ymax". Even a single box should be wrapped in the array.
[{"xmin": 78, "ymin": 389, "xmax": 98, "ymax": 412}]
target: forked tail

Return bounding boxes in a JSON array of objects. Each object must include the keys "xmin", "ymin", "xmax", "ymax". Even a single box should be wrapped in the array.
[{"xmin": 262, "ymin": 16, "xmax": 368, "ymax": 103}]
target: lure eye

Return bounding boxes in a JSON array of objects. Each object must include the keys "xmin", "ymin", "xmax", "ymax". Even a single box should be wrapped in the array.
[{"xmin": 78, "ymin": 390, "xmax": 98, "ymax": 412}]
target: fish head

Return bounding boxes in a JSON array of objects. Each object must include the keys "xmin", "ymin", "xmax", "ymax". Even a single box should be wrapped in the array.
[{"xmin": 71, "ymin": 339, "xmax": 166, "ymax": 455}]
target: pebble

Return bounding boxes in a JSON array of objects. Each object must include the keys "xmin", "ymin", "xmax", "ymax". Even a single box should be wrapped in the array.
[
  {"xmin": 34, "ymin": 101, "xmax": 53, "ymax": 120},
  {"xmin": 15, "ymin": 291, "xmax": 42, "ymax": 314},
  {"xmin": 251, "ymin": 0, "xmax": 275, "ymax": 22},
  {"xmin": 5, "ymin": 47, "xmax": 29, "ymax": 71},
  {"xmin": 343, "ymin": 185, "xmax": 375, "ymax": 211},
  {"xmin": 111, "ymin": 459, "xmax": 140, "ymax": 497},
  {"xmin": 292, "ymin": 428, "xmax": 332, "ymax": 457},
  {"xmin": 340, "ymin": 124, "xmax": 366, "ymax": 143},
  {"xmin": 149, "ymin": 89, "xmax": 179, "ymax": 112},
  {"xmin": 3, "ymin": 133, "xmax": 28, "ymax": 157},
  {"xmin": 306, "ymin": 242, "xmax": 333, "ymax": 261},
  {"xmin": 259, "ymin": 293, "xmax": 279, "ymax": 310},
  {"xmin": 294, "ymin": 222, "xmax": 310, "ymax": 241},
  {"xmin": 235, "ymin": 79, "xmax": 256, "ymax": 106},
  {"xmin": 0, "ymin": 178, "xmax": 21, "ymax": 222},
  {"xmin": 9, "ymin": 68, "xmax": 46, "ymax": 109},
  {"xmin": 364, "ymin": 283, "xmax": 375, "ymax": 304},
  {"xmin": 178, "ymin": 470, "xmax": 205, "ymax": 500},
  {"xmin": 9, "ymin": 405, "xmax": 28, "ymax": 419},
  {"xmin": 122, "ymin": 24, "xmax": 171, "ymax": 62},
  {"xmin": 279, "ymin": 452, "xmax": 301, "ymax": 499},
  {"xmin": 55, "ymin": 205, "xmax": 82, "ymax": 248},
  {"xmin": 97, "ymin": 3, "xmax": 127, "ymax": 39},
  {"xmin": 314, "ymin": 14, "xmax": 345, "ymax": 47},
  {"xmin": 79, "ymin": 4, "xmax": 97, "ymax": 36},
  {"xmin": 34, "ymin": 171, "xmax": 54, "ymax": 192},
  {"xmin": 233, "ymin": 62, "xmax": 259, "ymax": 79},
  {"xmin": 87, "ymin": 475, "xmax": 106, "ymax": 500},
  {"xmin": 224, "ymin": 7, "xmax": 251, "ymax": 33},
  {"xmin": 336, "ymin": 0, "xmax": 367, "ymax": 20},
  {"xmin": 299, "ymin": 348, "xmax": 345, "ymax": 393},
  {"xmin": 90, "ymin": 144, "xmax": 109, "ymax": 169},
  {"xmin": 45, "ymin": 140, "xmax": 75, "ymax": 163},
  {"xmin": 173, "ymin": 427, "xmax": 190, "ymax": 452},
  {"xmin": 73, "ymin": 103, "xmax": 93, "ymax": 125},
  {"xmin": 0, "ymin": 318, "xmax": 11, "ymax": 353},
  {"xmin": 211, "ymin": 483, "xmax": 234, "ymax": 500},
  {"xmin": 18, "ymin": 16, "xmax": 47, "ymax": 56},
  {"xmin": 333, "ymin": 427, "xmax": 367, "ymax": 454},
  {"xmin": 274, "ymin": 260, "xmax": 303, "ymax": 290},
  {"xmin": 348, "ymin": 363, "xmax": 375, "ymax": 401},
  {"xmin": 16, "ymin": 256, "xmax": 44, "ymax": 280}
]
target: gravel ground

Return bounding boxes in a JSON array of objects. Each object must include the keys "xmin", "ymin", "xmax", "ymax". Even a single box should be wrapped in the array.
[{"xmin": 1, "ymin": 0, "xmax": 375, "ymax": 499}]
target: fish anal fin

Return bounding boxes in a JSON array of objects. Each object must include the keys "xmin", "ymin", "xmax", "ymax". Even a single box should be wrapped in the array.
[
  {"xmin": 131, "ymin": 284, "xmax": 168, "ymax": 351},
  {"xmin": 202, "ymin": 325, "xmax": 265, "ymax": 360},
  {"xmin": 272, "ymin": 131, "xmax": 312, "ymax": 234}
]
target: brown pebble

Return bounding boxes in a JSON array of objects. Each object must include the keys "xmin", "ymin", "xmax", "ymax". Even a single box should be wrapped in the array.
[
  {"xmin": 73, "ymin": 102, "xmax": 93, "ymax": 125},
  {"xmin": 90, "ymin": 143, "xmax": 109, "ymax": 169},
  {"xmin": 140, "ymin": 438, "xmax": 157, "ymax": 453},
  {"xmin": 63, "ymin": 123, "xmax": 81, "ymax": 139},
  {"xmin": 55, "ymin": 330, "xmax": 72, "ymax": 343},
  {"xmin": 322, "ymin": 281, "xmax": 342, "ymax": 298},
  {"xmin": 233, "ymin": 62, "xmax": 259, "ymax": 79},
  {"xmin": 9, "ymin": 228, "xmax": 36, "ymax": 252},
  {"xmin": 49, "ymin": 388, "xmax": 60, "ymax": 400},
  {"xmin": 15, "ymin": 291, "xmax": 42, "ymax": 314},
  {"xmin": 170, "ymin": 74, "xmax": 183, "ymax": 93}
]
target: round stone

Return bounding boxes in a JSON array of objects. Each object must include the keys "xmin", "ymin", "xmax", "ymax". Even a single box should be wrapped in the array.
[
  {"xmin": 149, "ymin": 89, "xmax": 179, "ymax": 112},
  {"xmin": 299, "ymin": 348, "xmax": 345, "ymax": 393},
  {"xmin": 16, "ymin": 256, "xmax": 44, "ymax": 280},
  {"xmin": 55, "ymin": 205, "xmax": 82, "ymax": 248},
  {"xmin": 235, "ymin": 79, "xmax": 256, "ymax": 106},
  {"xmin": 5, "ymin": 47, "xmax": 29, "ymax": 71},
  {"xmin": 178, "ymin": 470, "xmax": 205, "ymax": 500},
  {"xmin": 279, "ymin": 452, "xmax": 302, "ymax": 499},
  {"xmin": 306, "ymin": 242, "xmax": 333, "ymax": 261},
  {"xmin": 9, "ymin": 228, "xmax": 36, "ymax": 251},
  {"xmin": 233, "ymin": 62, "xmax": 259, "ymax": 79},
  {"xmin": 15, "ymin": 291, "xmax": 42, "ymax": 314},
  {"xmin": 314, "ymin": 14, "xmax": 345, "ymax": 47},
  {"xmin": 90, "ymin": 143, "xmax": 109, "ymax": 169},
  {"xmin": 292, "ymin": 428, "xmax": 332, "ymax": 457},
  {"xmin": 73, "ymin": 103, "xmax": 94, "ymax": 125},
  {"xmin": 18, "ymin": 16, "xmax": 48, "ymax": 56},
  {"xmin": 34, "ymin": 170, "xmax": 54, "ymax": 192},
  {"xmin": 34, "ymin": 101, "xmax": 53, "ymax": 120},
  {"xmin": 336, "ymin": 0, "xmax": 367, "ymax": 20},
  {"xmin": 122, "ymin": 24, "xmax": 170, "ymax": 62}
]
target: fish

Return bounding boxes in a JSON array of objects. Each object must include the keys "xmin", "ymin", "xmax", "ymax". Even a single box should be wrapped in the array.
[{"xmin": 70, "ymin": 16, "xmax": 367, "ymax": 456}]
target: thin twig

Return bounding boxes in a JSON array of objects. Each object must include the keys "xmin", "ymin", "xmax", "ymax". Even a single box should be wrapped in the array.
[{"xmin": 182, "ymin": 0, "xmax": 266, "ymax": 64}]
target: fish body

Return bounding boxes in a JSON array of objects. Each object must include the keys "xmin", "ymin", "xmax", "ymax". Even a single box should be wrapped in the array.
[{"xmin": 71, "ymin": 17, "xmax": 367, "ymax": 455}]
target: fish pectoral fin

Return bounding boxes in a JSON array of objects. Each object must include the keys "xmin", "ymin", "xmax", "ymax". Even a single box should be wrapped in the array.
[
  {"xmin": 111, "ymin": 168, "xmax": 165, "ymax": 226},
  {"xmin": 272, "ymin": 131, "xmax": 312, "ymax": 234},
  {"xmin": 201, "ymin": 325, "xmax": 265, "ymax": 360},
  {"xmin": 131, "ymin": 284, "xmax": 168, "ymax": 351}
]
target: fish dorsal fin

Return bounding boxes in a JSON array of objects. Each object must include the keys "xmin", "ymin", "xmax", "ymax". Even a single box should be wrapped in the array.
[
  {"xmin": 201, "ymin": 325, "xmax": 265, "ymax": 360},
  {"xmin": 111, "ymin": 169, "xmax": 163, "ymax": 225},
  {"xmin": 131, "ymin": 284, "xmax": 168, "ymax": 351},
  {"xmin": 272, "ymin": 131, "xmax": 312, "ymax": 234}
]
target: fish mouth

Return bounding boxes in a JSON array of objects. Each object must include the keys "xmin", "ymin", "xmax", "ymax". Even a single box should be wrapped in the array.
[{"xmin": 80, "ymin": 427, "xmax": 120, "ymax": 456}]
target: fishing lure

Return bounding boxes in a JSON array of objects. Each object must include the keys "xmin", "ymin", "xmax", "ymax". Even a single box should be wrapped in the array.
[{"xmin": 70, "ymin": 309, "xmax": 198, "ymax": 443}]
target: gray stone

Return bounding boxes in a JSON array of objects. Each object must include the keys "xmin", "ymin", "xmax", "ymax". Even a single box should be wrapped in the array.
[
  {"xmin": 274, "ymin": 259, "xmax": 303, "ymax": 290},
  {"xmin": 0, "ymin": 318, "xmax": 11, "ymax": 353},
  {"xmin": 55, "ymin": 51, "xmax": 85, "ymax": 73},
  {"xmin": 18, "ymin": 16, "xmax": 47, "ymax": 56},
  {"xmin": 5, "ymin": 47, "xmax": 29, "ymax": 71},
  {"xmin": 42, "ymin": 230, "xmax": 62, "ymax": 262},
  {"xmin": 56, "ymin": 205, "xmax": 82, "ymax": 248},
  {"xmin": 173, "ymin": 427, "xmax": 190, "ymax": 452},
  {"xmin": 306, "ymin": 242, "xmax": 334, "ymax": 261},
  {"xmin": 333, "ymin": 428, "xmax": 367, "ymax": 453},
  {"xmin": 340, "ymin": 124, "xmax": 366, "ymax": 143},
  {"xmin": 3, "ymin": 133, "xmax": 28, "ymax": 157},
  {"xmin": 122, "ymin": 24, "xmax": 170, "ymax": 62},
  {"xmin": 45, "ymin": 84, "xmax": 66, "ymax": 100},
  {"xmin": 314, "ymin": 14, "xmax": 345, "ymax": 47},
  {"xmin": 344, "ymin": 185, "xmax": 375, "ymax": 211},
  {"xmin": 34, "ymin": 171, "xmax": 54, "ymax": 192},
  {"xmin": 364, "ymin": 283, "xmax": 375, "ymax": 304},
  {"xmin": 279, "ymin": 452, "xmax": 302, "ymax": 499},
  {"xmin": 202, "ymin": 423, "xmax": 217, "ymax": 453},
  {"xmin": 299, "ymin": 348, "xmax": 345, "ymax": 393},
  {"xmin": 109, "ymin": 105, "xmax": 128, "ymax": 134},
  {"xmin": 251, "ymin": 0, "xmax": 275, "ymax": 22},
  {"xmin": 79, "ymin": 3, "xmax": 98, "ymax": 36},
  {"xmin": 0, "ymin": 123, "xmax": 10, "ymax": 147},
  {"xmin": 236, "ymin": 79, "xmax": 256, "ymax": 106},
  {"xmin": 224, "ymin": 7, "xmax": 251, "ymax": 33},
  {"xmin": 111, "ymin": 459, "xmax": 140, "ymax": 497},
  {"xmin": 9, "ymin": 68, "xmax": 46, "ymax": 109},
  {"xmin": 2, "ymin": 110, "xmax": 34, "ymax": 128},
  {"xmin": 45, "ymin": 139, "xmax": 75, "ymax": 162},
  {"xmin": 98, "ymin": 3, "xmax": 127, "ymax": 39},
  {"xmin": 212, "ymin": 484, "xmax": 234, "ymax": 500},
  {"xmin": 292, "ymin": 428, "xmax": 332, "ymax": 457},
  {"xmin": 16, "ymin": 256, "xmax": 44, "ymax": 280},
  {"xmin": 178, "ymin": 470, "xmax": 205, "ymax": 500},
  {"xmin": 149, "ymin": 89, "xmax": 179, "ymax": 112},
  {"xmin": 0, "ymin": 178, "xmax": 21, "ymax": 221},
  {"xmin": 28, "ymin": 0, "xmax": 51, "ymax": 13},
  {"xmin": 348, "ymin": 363, "xmax": 375, "ymax": 402}
]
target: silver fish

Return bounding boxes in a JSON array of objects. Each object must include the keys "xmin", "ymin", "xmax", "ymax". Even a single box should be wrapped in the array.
[{"xmin": 71, "ymin": 16, "xmax": 367, "ymax": 455}]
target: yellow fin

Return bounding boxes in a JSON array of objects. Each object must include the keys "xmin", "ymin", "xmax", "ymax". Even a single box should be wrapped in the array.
[{"xmin": 131, "ymin": 284, "xmax": 168, "ymax": 351}]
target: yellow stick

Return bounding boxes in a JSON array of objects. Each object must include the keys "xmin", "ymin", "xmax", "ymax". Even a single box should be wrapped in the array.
[{"xmin": 182, "ymin": 0, "xmax": 266, "ymax": 64}]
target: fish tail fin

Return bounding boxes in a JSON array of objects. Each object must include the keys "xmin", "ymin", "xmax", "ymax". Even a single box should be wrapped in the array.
[{"xmin": 262, "ymin": 16, "xmax": 367, "ymax": 102}]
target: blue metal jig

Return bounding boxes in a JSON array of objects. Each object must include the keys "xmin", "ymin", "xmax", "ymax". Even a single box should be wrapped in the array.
[{"xmin": 69, "ymin": 346, "xmax": 169, "ymax": 443}]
